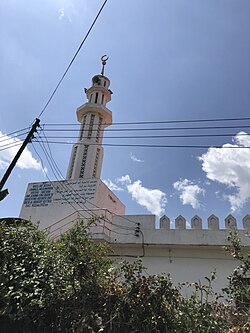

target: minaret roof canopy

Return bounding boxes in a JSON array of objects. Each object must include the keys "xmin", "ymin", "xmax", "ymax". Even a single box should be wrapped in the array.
[{"xmin": 92, "ymin": 74, "xmax": 110, "ymax": 85}]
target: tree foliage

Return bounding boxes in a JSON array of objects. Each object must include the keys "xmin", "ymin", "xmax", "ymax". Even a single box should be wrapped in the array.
[
  {"xmin": 223, "ymin": 231, "xmax": 250, "ymax": 332},
  {"xmin": 0, "ymin": 220, "xmax": 249, "ymax": 332}
]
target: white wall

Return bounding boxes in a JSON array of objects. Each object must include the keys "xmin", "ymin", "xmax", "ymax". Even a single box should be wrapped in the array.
[
  {"xmin": 111, "ymin": 244, "xmax": 237, "ymax": 295},
  {"xmin": 108, "ymin": 214, "xmax": 250, "ymax": 295},
  {"xmin": 19, "ymin": 179, "xmax": 125, "ymax": 235}
]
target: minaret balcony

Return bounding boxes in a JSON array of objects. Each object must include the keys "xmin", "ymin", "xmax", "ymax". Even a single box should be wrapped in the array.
[{"xmin": 76, "ymin": 103, "xmax": 112, "ymax": 126}]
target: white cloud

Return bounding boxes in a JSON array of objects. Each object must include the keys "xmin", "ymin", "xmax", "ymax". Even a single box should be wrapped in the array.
[
  {"xmin": 117, "ymin": 174, "xmax": 167, "ymax": 216},
  {"xmin": 103, "ymin": 179, "xmax": 123, "ymax": 192},
  {"xmin": 117, "ymin": 175, "xmax": 132, "ymax": 185},
  {"xmin": 0, "ymin": 131, "xmax": 42, "ymax": 171},
  {"xmin": 173, "ymin": 178, "xmax": 205, "ymax": 209},
  {"xmin": 130, "ymin": 152, "xmax": 144, "ymax": 163},
  {"xmin": 199, "ymin": 132, "xmax": 250, "ymax": 211}
]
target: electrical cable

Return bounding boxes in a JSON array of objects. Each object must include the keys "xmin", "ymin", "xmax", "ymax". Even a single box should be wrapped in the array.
[
  {"xmin": 2, "ymin": 127, "xmax": 31, "ymax": 137},
  {"xmin": 32, "ymin": 130, "xmax": 245, "ymax": 258},
  {"xmin": 49, "ymin": 218, "xmax": 135, "ymax": 237},
  {"xmin": 42, "ymin": 201, "xmax": 137, "ymax": 233},
  {"xmin": 34, "ymin": 133, "xmax": 119, "ymax": 232},
  {"xmin": 26, "ymin": 124, "xmax": 246, "ymax": 258},
  {"xmin": 37, "ymin": 130, "xmax": 101, "ymax": 219},
  {"xmin": 42, "ymin": 211, "xmax": 77, "ymax": 231},
  {"xmin": 37, "ymin": 130, "xmax": 139, "ymax": 229},
  {"xmin": 75, "ymin": 189, "xmax": 138, "ymax": 227},
  {"xmin": 42, "ymin": 124, "xmax": 250, "ymax": 132},
  {"xmin": 3, "ymin": 114, "xmax": 249, "ymax": 151},
  {"xmin": 46, "ymin": 213, "xmax": 138, "ymax": 241},
  {"xmin": 48, "ymin": 218, "xmax": 79, "ymax": 236},
  {"xmin": 36, "ymin": 132, "xmax": 64, "ymax": 181},
  {"xmin": 0, "ymin": 131, "xmax": 33, "ymax": 148},
  {"xmin": 34, "ymin": 140, "xmax": 250, "ymax": 149},
  {"xmin": 37, "ymin": 0, "xmax": 108, "ymax": 119},
  {"xmin": 32, "ymin": 140, "xmax": 145, "ymax": 255},
  {"xmin": 43, "ymin": 115, "xmax": 250, "ymax": 126},
  {"xmin": 33, "ymin": 134, "xmax": 133, "ymax": 230},
  {"xmin": 0, "ymin": 141, "xmax": 23, "ymax": 152},
  {"xmin": 42, "ymin": 209, "xmax": 109, "ymax": 232},
  {"xmin": 31, "ymin": 133, "xmax": 213, "ymax": 241},
  {"xmin": 36, "ymin": 132, "xmax": 250, "ymax": 140},
  {"xmin": 140, "ymin": 230, "xmax": 145, "ymax": 257},
  {"xmin": 31, "ymin": 141, "xmax": 90, "ymax": 221},
  {"xmin": 0, "ymin": 131, "xmax": 30, "ymax": 143},
  {"xmin": 109, "ymin": 228, "xmax": 146, "ymax": 258},
  {"xmin": 99, "ymin": 217, "xmax": 138, "ymax": 231},
  {"xmin": 32, "ymin": 133, "xmax": 146, "ymax": 255},
  {"xmin": 79, "ymin": 198, "xmax": 144, "ymax": 238}
]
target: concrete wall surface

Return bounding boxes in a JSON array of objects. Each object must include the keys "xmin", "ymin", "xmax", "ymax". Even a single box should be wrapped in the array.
[{"xmin": 106, "ymin": 214, "xmax": 249, "ymax": 295}]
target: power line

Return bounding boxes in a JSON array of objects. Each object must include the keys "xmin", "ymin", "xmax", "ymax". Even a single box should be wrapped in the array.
[
  {"xmin": 31, "ymin": 141, "xmax": 90, "ymax": 221},
  {"xmin": 2, "ymin": 118, "xmax": 249, "ymax": 145},
  {"xmin": 32, "ymin": 134, "xmax": 144, "ymax": 251},
  {"xmin": 3, "ymin": 127, "xmax": 31, "ymax": 137},
  {"xmin": 0, "ymin": 132, "xmax": 30, "ymax": 144},
  {"xmin": 42, "ymin": 211, "xmax": 78, "ymax": 231},
  {"xmin": 37, "ymin": 131, "xmax": 102, "ymax": 216},
  {"xmin": 42, "ymin": 115, "xmax": 250, "ymax": 126},
  {"xmin": 37, "ymin": 132, "xmax": 250, "ymax": 140},
  {"xmin": 48, "ymin": 216, "xmax": 136, "ymax": 238},
  {"xmin": 37, "ymin": 131, "xmax": 98, "ymax": 215},
  {"xmin": 35, "ymin": 132, "xmax": 139, "ymax": 228},
  {"xmin": 42, "ymin": 124, "xmax": 250, "ymax": 132},
  {"xmin": 34, "ymin": 140, "xmax": 250, "ymax": 149},
  {"xmin": 37, "ymin": 132, "xmax": 64, "ymax": 181},
  {"xmin": 33, "ymin": 132, "xmax": 121, "ymax": 227},
  {"xmin": 79, "ymin": 194, "xmax": 139, "ymax": 227},
  {"xmin": 37, "ymin": 0, "xmax": 108, "ymax": 119},
  {"xmin": 0, "ymin": 141, "xmax": 23, "ymax": 152},
  {"xmin": 39, "ymin": 133, "xmax": 106, "ymax": 223}
]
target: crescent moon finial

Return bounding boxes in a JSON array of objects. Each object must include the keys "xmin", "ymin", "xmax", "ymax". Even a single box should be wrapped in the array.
[{"xmin": 101, "ymin": 55, "xmax": 109, "ymax": 75}]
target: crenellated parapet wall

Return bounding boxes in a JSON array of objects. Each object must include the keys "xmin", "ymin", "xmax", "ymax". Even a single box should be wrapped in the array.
[
  {"xmin": 43, "ymin": 210, "xmax": 250, "ymax": 246},
  {"xmin": 160, "ymin": 214, "xmax": 250, "ymax": 231},
  {"xmin": 110, "ymin": 214, "xmax": 250, "ymax": 296},
  {"xmin": 110, "ymin": 214, "xmax": 250, "ymax": 247}
]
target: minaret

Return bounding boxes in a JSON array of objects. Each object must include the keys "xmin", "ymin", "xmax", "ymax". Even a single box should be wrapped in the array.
[
  {"xmin": 20, "ymin": 56, "xmax": 125, "ymax": 231},
  {"xmin": 66, "ymin": 56, "xmax": 112, "ymax": 180}
]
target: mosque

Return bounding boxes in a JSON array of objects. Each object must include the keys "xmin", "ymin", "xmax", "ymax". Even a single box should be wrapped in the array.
[{"xmin": 20, "ymin": 57, "xmax": 249, "ymax": 294}]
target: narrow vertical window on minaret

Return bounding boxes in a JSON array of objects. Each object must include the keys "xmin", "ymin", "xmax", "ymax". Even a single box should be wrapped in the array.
[
  {"xmin": 104, "ymin": 80, "xmax": 106, "ymax": 87},
  {"xmin": 68, "ymin": 146, "xmax": 78, "ymax": 179},
  {"xmin": 79, "ymin": 115, "xmax": 87, "ymax": 140},
  {"xmin": 92, "ymin": 148, "xmax": 100, "ymax": 178},
  {"xmin": 79, "ymin": 145, "xmax": 89, "ymax": 178},
  {"xmin": 101, "ymin": 94, "xmax": 104, "ymax": 104},
  {"xmin": 95, "ymin": 92, "xmax": 98, "ymax": 103},
  {"xmin": 87, "ymin": 114, "xmax": 95, "ymax": 139},
  {"xmin": 96, "ymin": 117, "xmax": 103, "ymax": 143}
]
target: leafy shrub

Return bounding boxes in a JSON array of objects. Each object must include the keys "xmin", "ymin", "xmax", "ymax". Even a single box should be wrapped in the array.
[{"xmin": 0, "ymin": 220, "xmax": 249, "ymax": 332}]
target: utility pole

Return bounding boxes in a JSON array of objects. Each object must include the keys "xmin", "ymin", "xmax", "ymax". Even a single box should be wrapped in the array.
[{"xmin": 0, "ymin": 118, "xmax": 40, "ymax": 192}]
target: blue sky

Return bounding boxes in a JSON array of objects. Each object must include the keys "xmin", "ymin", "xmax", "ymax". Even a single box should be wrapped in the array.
[{"xmin": 1, "ymin": 0, "xmax": 250, "ymax": 227}]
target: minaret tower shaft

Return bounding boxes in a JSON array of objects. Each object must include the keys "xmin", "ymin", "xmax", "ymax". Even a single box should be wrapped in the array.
[{"xmin": 66, "ymin": 56, "xmax": 112, "ymax": 180}]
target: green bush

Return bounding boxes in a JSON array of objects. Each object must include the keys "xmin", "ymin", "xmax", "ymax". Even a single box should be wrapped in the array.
[{"xmin": 0, "ymin": 220, "xmax": 249, "ymax": 332}]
